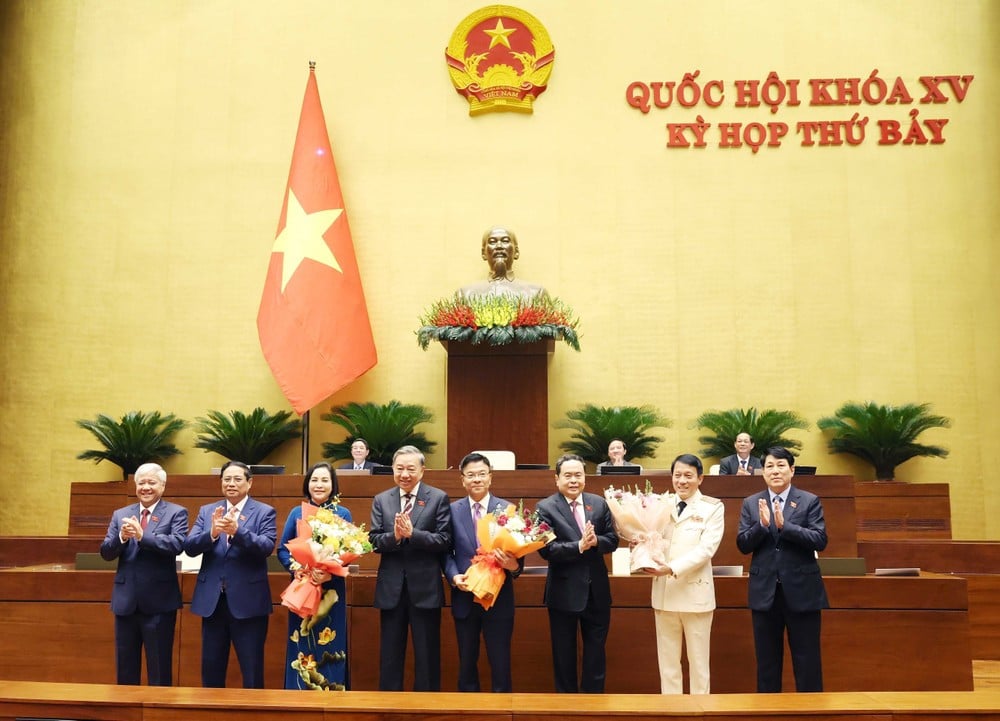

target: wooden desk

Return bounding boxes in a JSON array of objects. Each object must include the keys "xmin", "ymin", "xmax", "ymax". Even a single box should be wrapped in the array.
[
  {"xmin": 859, "ymin": 540, "xmax": 1000, "ymax": 660},
  {"xmin": 0, "ymin": 567, "xmax": 972, "ymax": 693},
  {"xmin": 1, "ymin": 680, "xmax": 999, "ymax": 721}
]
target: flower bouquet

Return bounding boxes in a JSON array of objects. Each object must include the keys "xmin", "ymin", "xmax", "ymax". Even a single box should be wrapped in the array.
[
  {"xmin": 464, "ymin": 501, "xmax": 556, "ymax": 610},
  {"xmin": 281, "ymin": 501, "xmax": 373, "ymax": 618},
  {"xmin": 604, "ymin": 482, "xmax": 675, "ymax": 573},
  {"xmin": 417, "ymin": 292, "xmax": 581, "ymax": 350}
]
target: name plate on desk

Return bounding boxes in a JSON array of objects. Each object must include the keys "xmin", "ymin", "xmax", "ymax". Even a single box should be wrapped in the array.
[
  {"xmin": 875, "ymin": 567, "xmax": 921, "ymax": 576},
  {"xmin": 712, "ymin": 565, "xmax": 743, "ymax": 576}
]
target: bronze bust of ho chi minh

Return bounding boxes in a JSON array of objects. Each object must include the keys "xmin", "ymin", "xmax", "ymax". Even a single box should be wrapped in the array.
[{"xmin": 458, "ymin": 226, "xmax": 546, "ymax": 300}]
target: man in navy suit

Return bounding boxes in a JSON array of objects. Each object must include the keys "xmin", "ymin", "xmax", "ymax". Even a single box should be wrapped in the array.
[
  {"xmin": 338, "ymin": 437, "xmax": 380, "ymax": 470},
  {"xmin": 369, "ymin": 445, "xmax": 451, "ymax": 691},
  {"xmin": 100, "ymin": 462, "xmax": 188, "ymax": 686},
  {"xmin": 183, "ymin": 461, "xmax": 277, "ymax": 688},
  {"xmin": 443, "ymin": 452, "xmax": 523, "ymax": 692},
  {"xmin": 736, "ymin": 446, "xmax": 829, "ymax": 692},
  {"xmin": 536, "ymin": 454, "xmax": 619, "ymax": 693},
  {"xmin": 719, "ymin": 432, "xmax": 763, "ymax": 475}
]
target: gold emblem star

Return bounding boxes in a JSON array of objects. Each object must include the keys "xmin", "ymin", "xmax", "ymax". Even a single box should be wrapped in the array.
[
  {"xmin": 484, "ymin": 18, "xmax": 516, "ymax": 50},
  {"xmin": 271, "ymin": 189, "xmax": 343, "ymax": 292}
]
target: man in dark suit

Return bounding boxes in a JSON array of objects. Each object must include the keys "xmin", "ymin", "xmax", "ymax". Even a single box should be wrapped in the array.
[
  {"xmin": 536, "ymin": 454, "xmax": 619, "ymax": 693},
  {"xmin": 369, "ymin": 445, "xmax": 451, "ymax": 691},
  {"xmin": 736, "ymin": 446, "xmax": 829, "ymax": 692},
  {"xmin": 719, "ymin": 432, "xmax": 763, "ymax": 475},
  {"xmin": 100, "ymin": 462, "xmax": 188, "ymax": 686},
  {"xmin": 338, "ymin": 437, "xmax": 380, "ymax": 470},
  {"xmin": 183, "ymin": 461, "xmax": 277, "ymax": 688},
  {"xmin": 443, "ymin": 452, "xmax": 523, "ymax": 692}
]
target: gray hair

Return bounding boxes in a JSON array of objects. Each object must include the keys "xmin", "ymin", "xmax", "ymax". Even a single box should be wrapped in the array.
[
  {"xmin": 134, "ymin": 462, "xmax": 167, "ymax": 485},
  {"xmin": 393, "ymin": 445, "xmax": 426, "ymax": 466}
]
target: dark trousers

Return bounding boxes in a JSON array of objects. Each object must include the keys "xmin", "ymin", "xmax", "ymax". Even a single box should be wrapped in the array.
[
  {"xmin": 547, "ymin": 590, "xmax": 611, "ymax": 693},
  {"xmin": 751, "ymin": 584, "xmax": 823, "ymax": 692},
  {"xmin": 200, "ymin": 592, "xmax": 269, "ymax": 688},
  {"xmin": 453, "ymin": 605, "xmax": 514, "ymax": 692},
  {"xmin": 114, "ymin": 610, "xmax": 177, "ymax": 686},
  {"xmin": 378, "ymin": 591, "xmax": 442, "ymax": 691}
]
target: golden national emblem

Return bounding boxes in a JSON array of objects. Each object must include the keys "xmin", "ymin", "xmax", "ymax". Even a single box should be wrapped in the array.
[{"xmin": 445, "ymin": 5, "xmax": 555, "ymax": 116}]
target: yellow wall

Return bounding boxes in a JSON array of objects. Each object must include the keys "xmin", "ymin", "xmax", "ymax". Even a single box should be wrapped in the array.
[{"xmin": 1, "ymin": 1, "xmax": 998, "ymax": 538}]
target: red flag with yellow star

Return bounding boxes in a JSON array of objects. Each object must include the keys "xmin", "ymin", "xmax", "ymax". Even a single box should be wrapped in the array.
[{"xmin": 257, "ymin": 67, "xmax": 376, "ymax": 415}]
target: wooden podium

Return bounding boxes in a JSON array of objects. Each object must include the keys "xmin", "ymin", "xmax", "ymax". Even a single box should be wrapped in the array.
[{"xmin": 442, "ymin": 339, "xmax": 554, "ymax": 468}]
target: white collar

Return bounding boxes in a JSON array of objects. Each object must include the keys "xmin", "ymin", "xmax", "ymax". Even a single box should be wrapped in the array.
[{"xmin": 469, "ymin": 493, "xmax": 491, "ymax": 509}]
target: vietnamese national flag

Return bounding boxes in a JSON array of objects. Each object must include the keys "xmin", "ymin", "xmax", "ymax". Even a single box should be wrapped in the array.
[{"xmin": 257, "ymin": 67, "xmax": 377, "ymax": 415}]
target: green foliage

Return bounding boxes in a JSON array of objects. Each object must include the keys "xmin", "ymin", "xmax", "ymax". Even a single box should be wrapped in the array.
[
  {"xmin": 553, "ymin": 404, "xmax": 670, "ymax": 465},
  {"xmin": 695, "ymin": 407, "xmax": 808, "ymax": 459},
  {"xmin": 321, "ymin": 401, "xmax": 437, "ymax": 465},
  {"xmin": 417, "ymin": 292, "xmax": 581, "ymax": 351},
  {"xmin": 417, "ymin": 322, "xmax": 580, "ymax": 351},
  {"xmin": 76, "ymin": 411, "xmax": 187, "ymax": 480},
  {"xmin": 817, "ymin": 401, "xmax": 950, "ymax": 480},
  {"xmin": 193, "ymin": 407, "xmax": 302, "ymax": 465}
]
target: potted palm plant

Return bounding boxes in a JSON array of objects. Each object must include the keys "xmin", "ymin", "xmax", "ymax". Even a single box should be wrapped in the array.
[
  {"xmin": 321, "ymin": 400, "xmax": 437, "ymax": 465},
  {"xmin": 76, "ymin": 410, "xmax": 187, "ymax": 480},
  {"xmin": 193, "ymin": 407, "xmax": 302, "ymax": 471},
  {"xmin": 695, "ymin": 407, "xmax": 808, "ymax": 460},
  {"xmin": 553, "ymin": 404, "xmax": 670, "ymax": 466},
  {"xmin": 817, "ymin": 401, "xmax": 950, "ymax": 481}
]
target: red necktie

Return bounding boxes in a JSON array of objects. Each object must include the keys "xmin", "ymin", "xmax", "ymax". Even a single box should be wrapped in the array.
[{"xmin": 140, "ymin": 509, "xmax": 149, "ymax": 529}]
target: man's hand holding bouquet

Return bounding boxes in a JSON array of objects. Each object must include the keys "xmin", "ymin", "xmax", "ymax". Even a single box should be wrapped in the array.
[
  {"xmin": 281, "ymin": 501, "xmax": 373, "ymax": 618},
  {"xmin": 461, "ymin": 501, "xmax": 556, "ymax": 610},
  {"xmin": 604, "ymin": 482, "xmax": 675, "ymax": 573}
]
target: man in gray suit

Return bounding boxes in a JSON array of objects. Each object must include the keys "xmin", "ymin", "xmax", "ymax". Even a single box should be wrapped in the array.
[
  {"xmin": 369, "ymin": 445, "xmax": 451, "ymax": 691},
  {"xmin": 736, "ymin": 446, "xmax": 829, "ymax": 692}
]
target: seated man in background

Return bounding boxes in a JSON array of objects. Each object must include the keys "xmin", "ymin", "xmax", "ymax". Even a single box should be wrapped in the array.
[
  {"xmin": 719, "ymin": 432, "xmax": 762, "ymax": 475},
  {"xmin": 596, "ymin": 438, "xmax": 641, "ymax": 474},
  {"xmin": 338, "ymin": 437, "xmax": 380, "ymax": 470}
]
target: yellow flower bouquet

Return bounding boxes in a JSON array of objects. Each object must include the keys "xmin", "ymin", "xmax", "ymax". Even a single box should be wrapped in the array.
[{"xmin": 281, "ymin": 501, "xmax": 373, "ymax": 618}]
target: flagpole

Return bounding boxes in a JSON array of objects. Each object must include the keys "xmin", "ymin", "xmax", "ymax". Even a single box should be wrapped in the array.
[{"xmin": 301, "ymin": 409, "xmax": 310, "ymax": 473}]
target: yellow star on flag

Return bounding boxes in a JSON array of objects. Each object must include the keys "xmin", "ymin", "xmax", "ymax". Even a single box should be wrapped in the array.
[
  {"xmin": 271, "ymin": 189, "xmax": 343, "ymax": 292},
  {"xmin": 484, "ymin": 18, "xmax": 516, "ymax": 50}
]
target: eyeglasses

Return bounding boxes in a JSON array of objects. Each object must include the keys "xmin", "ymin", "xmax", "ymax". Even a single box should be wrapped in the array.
[{"xmin": 463, "ymin": 471, "xmax": 491, "ymax": 480}]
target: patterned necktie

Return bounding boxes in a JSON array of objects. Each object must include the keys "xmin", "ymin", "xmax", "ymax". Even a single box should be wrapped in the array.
[
  {"xmin": 677, "ymin": 500, "xmax": 687, "ymax": 517},
  {"xmin": 473, "ymin": 502, "xmax": 483, "ymax": 522},
  {"xmin": 140, "ymin": 509, "xmax": 149, "ymax": 529},
  {"xmin": 402, "ymin": 494, "xmax": 413, "ymax": 515},
  {"xmin": 571, "ymin": 500, "xmax": 585, "ymax": 533},
  {"xmin": 740, "ymin": 458, "xmax": 748, "ymax": 471}
]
